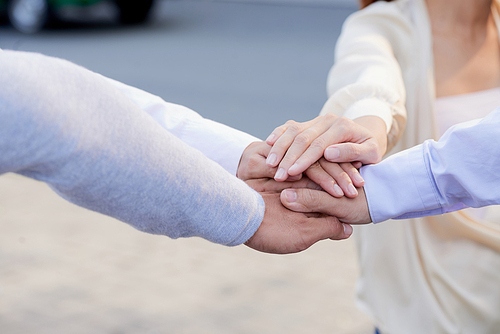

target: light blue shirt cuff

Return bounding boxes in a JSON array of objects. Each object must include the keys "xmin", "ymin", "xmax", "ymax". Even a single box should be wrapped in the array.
[{"xmin": 361, "ymin": 144, "xmax": 442, "ymax": 223}]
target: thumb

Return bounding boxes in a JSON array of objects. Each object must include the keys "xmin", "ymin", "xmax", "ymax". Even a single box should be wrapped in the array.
[
  {"xmin": 324, "ymin": 141, "xmax": 380, "ymax": 164},
  {"xmin": 278, "ymin": 190, "xmax": 354, "ymax": 240},
  {"xmin": 281, "ymin": 188, "xmax": 343, "ymax": 216},
  {"xmin": 281, "ymin": 188, "xmax": 372, "ymax": 225},
  {"xmin": 305, "ymin": 215, "xmax": 353, "ymax": 241}
]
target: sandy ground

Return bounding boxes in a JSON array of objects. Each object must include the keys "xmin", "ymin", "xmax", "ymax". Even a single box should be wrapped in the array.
[{"xmin": 0, "ymin": 173, "xmax": 373, "ymax": 333}]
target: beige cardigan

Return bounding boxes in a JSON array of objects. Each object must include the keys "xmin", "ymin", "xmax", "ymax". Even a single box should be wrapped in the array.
[{"xmin": 321, "ymin": 0, "xmax": 500, "ymax": 333}]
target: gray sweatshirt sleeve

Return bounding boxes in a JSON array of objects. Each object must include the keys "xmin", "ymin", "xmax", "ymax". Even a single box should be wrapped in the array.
[{"xmin": 0, "ymin": 50, "xmax": 264, "ymax": 246}]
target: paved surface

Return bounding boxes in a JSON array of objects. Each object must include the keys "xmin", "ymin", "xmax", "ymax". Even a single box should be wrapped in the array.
[{"xmin": 0, "ymin": 1, "xmax": 373, "ymax": 333}]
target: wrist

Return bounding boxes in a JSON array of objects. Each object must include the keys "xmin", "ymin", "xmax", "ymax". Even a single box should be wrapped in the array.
[{"xmin": 353, "ymin": 116, "xmax": 388, "ymax": 156}]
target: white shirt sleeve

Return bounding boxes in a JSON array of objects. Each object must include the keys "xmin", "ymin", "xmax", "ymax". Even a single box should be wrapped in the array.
[
  {"xmin": 0, "ymin": 50, "xmax": 264, "ymax": 246},
  {"xmin": 103, "ymin": 77, "xmax": 261, "ymax": 176},
  {"xmin": 361, "ymin": 107, "xmax": 500, "ymax": 223}
]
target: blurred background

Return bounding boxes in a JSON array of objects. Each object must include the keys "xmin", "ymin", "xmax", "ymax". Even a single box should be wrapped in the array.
[{"xmin": 0, "ymin": 0, "xmax": 375, "ymax": 333}]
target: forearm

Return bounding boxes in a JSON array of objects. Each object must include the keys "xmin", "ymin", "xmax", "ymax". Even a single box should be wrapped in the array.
[{"xmin": 0, "ymin": 50, "xmax": 264, "ymax": 245}]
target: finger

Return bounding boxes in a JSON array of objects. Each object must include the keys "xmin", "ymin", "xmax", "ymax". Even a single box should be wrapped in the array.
[
  {"xmin": 266, "ymin": 117, "xmax": 322, "ymax": 168},
  {"xmin": 330, "ymin": 223, "xmax": 353, "ymax": 241},
  {"xmin": 281, "ymin": 188, "xmax": 372, "ymax": 225},
  {"xmin": 237, "ymin": 141, "xmax": 275, "ymax": 180},
  {"xmin": 340, "ymin": 162, "xmax": 364, "ymax": 188},
  {"xmin": 266, "ymin": 123, "xmax": 290, "ymax": 146},
  {"xmin": 304, "ymin": 162, "xmax": 344, "ymax": 197},
  {"xmin": 290, "ymin": 214, "xmax": 353, "ymax": 251},
  {"xmin": 250, "ymin": 177, "xmax": 320, "ymax": 193},
  {"xmin": 304, "ymin": 216, "xmax": 353, "ymax": 242},
  {"xmin": 241, "ymin": 156, "xmax": 277, "ymax": 180},
  {"xmin": 324, "ymin": 141, "xmax": 380, "ymax": 165},
  {"xmin": 286, "ymin": 173, "xmax": 303, "ymax": 182},
  {"xmin": 248, "ymin": 142, "xmax": 275, "ymax": 179},
  {"xmin": 277, "ymin": 114, "xmax": 341, "ymax": 177},
  {"xmin": 289, "ymin": 176, "xmax": 323, "ymax": 190},
  {"xmin": 278, "ymin": 130, "xmax": 328, "ymax": 177},
  {"xmin": 352, "ymin": 161, "xmax": 363, "ymax": 169},
  {"xmin": 318, "ymin": 160, "xmax": 358, "ymax": 198},
  {"xmin": 285, "ymin": 115, "xmax": 359, "ymax": 176}
]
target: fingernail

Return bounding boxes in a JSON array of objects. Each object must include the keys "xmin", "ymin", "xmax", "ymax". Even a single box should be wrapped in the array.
[
  {"xmin": 333, "ymin": 183, "xmax": 344, "ymax": 197},
  {"xmin": 325, "ymin": 146, "xmax": 340, "ymax": 160},
  {"xmin": 284, "ymin": 189, "xmax": 297, "ymax": 202},
  {"xmin": 343, "ymin": 224, "xmax": 353, "ymax": 237},
  {"xmin": 288, "ymin": 163, "xmax": 299, "ymax": 174},
  {"xmin": 353, "ymin": 172, "xmax": 364, "ymax": 184},
  {"xmin": 275, "ymin": 168, "xmax": 286, "ymax": 180},
  {"xmin": 266, "ymin": 153, "xmax": 277, "ymax": 166},
  {"xmin": 348, "ymin": 183, "xmax": 358, "ymax": 196},
  {"xmin": 266, "ymin": 133, "xmax": 276, "ymax": 143}
]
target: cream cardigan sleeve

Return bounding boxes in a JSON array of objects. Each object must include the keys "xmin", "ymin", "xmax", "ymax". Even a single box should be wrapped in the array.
[{"xmin": 321, "ymin": 1, "xmax": 414, "ymax": 151}]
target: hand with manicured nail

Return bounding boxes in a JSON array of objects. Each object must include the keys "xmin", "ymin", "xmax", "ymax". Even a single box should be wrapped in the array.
[
  {"xmin": 265, "ymin": 114, "xmax": 388, "ymax": 195},
  {"xmin": 302, "ymin": 158, "xmax": 364, "ymax": 198},
  {"xmin": 238, "ymin": 141, "xmax": 364, "ymax": 198}
]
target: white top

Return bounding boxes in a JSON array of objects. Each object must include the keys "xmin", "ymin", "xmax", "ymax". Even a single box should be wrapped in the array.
[
  {"xmin": 434, "ymin": 87, "xmax": 500, "ymax": 137},
  {"xmin": 434, "ymin": 88, "xmax": 500, "ymax": 220}
]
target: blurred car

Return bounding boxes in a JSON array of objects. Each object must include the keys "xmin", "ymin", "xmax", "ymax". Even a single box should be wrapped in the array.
[{"xmin": 0, "ymin": 0, "xmax": 154, "ymax": 33}]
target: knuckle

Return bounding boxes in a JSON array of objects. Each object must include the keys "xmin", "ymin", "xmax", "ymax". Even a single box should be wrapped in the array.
[
  {"xmin": 338, "ymin": 116, "xmax": 351, "ymax": 124},
  {"xmin": 287, "ymin": 123, "xmax": 302, "ymax": 134},
  {"xmin": 247, "ymin": 155, "xmax": 261, "ymax": 169},
  {"xmin": 323, "ymin": 113, "xmax": 338, "ymax": 122},
  {"xmin": 308, "ymin": 161, "xmax": 322, "ymax": 171},
  {"xmin": 336, "ymin": 170, "xmax": 350, "ymax": 182},
  {"xmin": 337, "ymin": 116, "xmax": 352, "ymax": 131},
  {"xmin": 341, "ymin": 144, "xmax": 357, "ymax": 159},
  {"xmin": 341, "ymin": 162, "xmax": 356, "ymax": 172},
  {"xmin": 350, "ymin": 144, "xmax": 361, "ymax": 158},
  {"xmin": 302, "ymin": 189, "xmax": 322, "ymax": 208},
  {"xmin": 294, "ymin": 133, "xmax": 312, "ymax": 146},
  {"xmin": 328, "ymin": 218, "xmax": 346, "ymax": 239},
  {"xmin": 310, "ymin": 137, "xmax": 327, "ymax": 150}
]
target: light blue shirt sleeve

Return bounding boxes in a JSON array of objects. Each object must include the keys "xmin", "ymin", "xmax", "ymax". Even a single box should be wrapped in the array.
[
  {"xmin": 0, "ymin": 50, "xmax": 264, "ymax": 246},
  {"xmin": 361, "ymin": 107, "xmax": 500, "ymax": 223}
]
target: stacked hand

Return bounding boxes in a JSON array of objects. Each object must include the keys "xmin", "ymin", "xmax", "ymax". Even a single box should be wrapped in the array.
[{"xmin": 239, "ymin": 114, "xmax": 386, "ymax": 254}]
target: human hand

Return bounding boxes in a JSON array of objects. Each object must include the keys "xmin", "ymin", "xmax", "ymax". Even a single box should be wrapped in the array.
[
  {"xmin": 302, "ymin": 158, "xmax": 363, "ymax": 198},
  {"xmin": 238, "ymin": 141, "xmax": 362, "ymax": 198},
  {"xmin": 280, "ymin": 185, "xmax": 371, "ymax": 225},
  {"xmin": 244, "ymin": 179, "xmax": 353, "ymax": 254},
  {"xmin": 266, "ymin": 115, "xmax": 387, "ymax": 182},
  {"xmin": 237, "ymin": 141, "xmax": 276, "ymax": 181}
]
